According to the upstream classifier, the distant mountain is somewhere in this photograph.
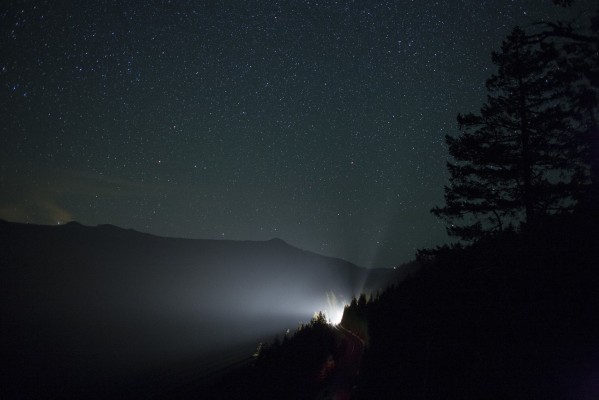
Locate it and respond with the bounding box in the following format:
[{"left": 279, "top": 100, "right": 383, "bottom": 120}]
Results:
[{"left": 0, "top": 220, "right": 399, "bottom": 398}]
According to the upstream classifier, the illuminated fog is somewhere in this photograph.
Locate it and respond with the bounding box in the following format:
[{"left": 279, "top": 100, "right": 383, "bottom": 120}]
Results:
[{"left": 2, "top": 222, "right": 397, "bottom": 394}]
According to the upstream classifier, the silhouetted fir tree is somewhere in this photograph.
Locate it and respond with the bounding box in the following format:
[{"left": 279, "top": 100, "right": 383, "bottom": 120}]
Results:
[
  {"left": 432, "top": 27, "right": 586, "bottom": 239},
  {"left": 340, "top": 295, "right": 370, "bottom": 340},
  {"left": 530, "top": 8, "right": 599, "bottom": 208}
]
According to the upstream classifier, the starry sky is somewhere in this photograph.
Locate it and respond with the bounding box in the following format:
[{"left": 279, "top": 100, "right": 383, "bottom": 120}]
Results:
[{"left": 1, "top": 1, "right": 595, "bottom": 267}]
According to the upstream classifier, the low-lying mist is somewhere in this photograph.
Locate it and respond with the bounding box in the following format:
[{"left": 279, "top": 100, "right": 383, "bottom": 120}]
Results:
[{"left": 1, "top": 220, "right": 398, "bottom": 397}]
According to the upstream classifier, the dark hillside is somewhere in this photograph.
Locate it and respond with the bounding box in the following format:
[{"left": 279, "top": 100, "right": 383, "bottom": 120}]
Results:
[{"left": 342, "top": 211, "right": 599, "bottom": 399}]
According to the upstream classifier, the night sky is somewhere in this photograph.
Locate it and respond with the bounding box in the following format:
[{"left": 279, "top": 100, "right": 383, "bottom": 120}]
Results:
[{"left": 1, "top": 1, "right": 594, "bottom": 267}]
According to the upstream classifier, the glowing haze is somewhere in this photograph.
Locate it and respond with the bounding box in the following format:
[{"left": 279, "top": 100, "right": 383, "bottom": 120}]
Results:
[{"left": 1, "top": 220, "right": 395, "bottom": 396}]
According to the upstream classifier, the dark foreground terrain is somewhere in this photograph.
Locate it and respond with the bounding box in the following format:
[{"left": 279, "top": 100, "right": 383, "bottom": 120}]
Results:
[
  {"left": 3, "top": 211, "right": 597, "bottom": 399},
  {"left": 342, "top": 211, "right": 599, "bottom": 399}
]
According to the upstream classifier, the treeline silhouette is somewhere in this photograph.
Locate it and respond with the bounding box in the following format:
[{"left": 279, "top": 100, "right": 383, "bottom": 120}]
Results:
[
  {"left": 201, "top": 312, "right": 339, "bottom": 399},
  {"left": 342, "top": 210, "right": 598, "bottom": 399}
]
